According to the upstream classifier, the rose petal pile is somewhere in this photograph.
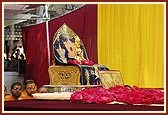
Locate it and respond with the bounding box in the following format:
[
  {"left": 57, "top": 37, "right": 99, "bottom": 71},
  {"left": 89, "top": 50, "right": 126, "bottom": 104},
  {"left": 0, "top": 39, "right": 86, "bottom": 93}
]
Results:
[
  {"left": 70, "top": 85, "right": 164, "bottom": 104},
  {"left": 70, "top": 87, "right": 115, "bottom": 104},
  {"left": 108, "top": 85, "right": 164, "bottom": 104}
]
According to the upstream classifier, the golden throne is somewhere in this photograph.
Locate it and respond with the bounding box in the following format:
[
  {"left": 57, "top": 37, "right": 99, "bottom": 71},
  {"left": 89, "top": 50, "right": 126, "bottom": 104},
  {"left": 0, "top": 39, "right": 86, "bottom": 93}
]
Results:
[{"left": 48, "top": 23, "right": 109, "bottom": 85}]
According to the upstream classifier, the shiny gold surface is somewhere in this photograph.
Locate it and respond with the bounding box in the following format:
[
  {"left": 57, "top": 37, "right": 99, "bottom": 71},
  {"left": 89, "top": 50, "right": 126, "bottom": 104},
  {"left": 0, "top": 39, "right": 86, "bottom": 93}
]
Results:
[
  {"left": 98, "top": 70, "right": 124, "bottom": 89},
  {"left": 48, "top": 65, "right": 81, "bottom": 85}
]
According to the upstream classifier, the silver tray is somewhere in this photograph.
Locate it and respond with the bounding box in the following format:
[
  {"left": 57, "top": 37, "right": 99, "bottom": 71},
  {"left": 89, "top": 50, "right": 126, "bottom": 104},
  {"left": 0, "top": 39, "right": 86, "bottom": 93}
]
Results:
[{"left": 43, "top": 85, "right": 102, "bottom": 93}]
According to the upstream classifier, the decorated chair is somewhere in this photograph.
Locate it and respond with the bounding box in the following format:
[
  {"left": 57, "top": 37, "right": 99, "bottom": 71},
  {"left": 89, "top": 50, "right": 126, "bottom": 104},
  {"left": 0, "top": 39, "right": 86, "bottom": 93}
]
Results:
[{"left": 48, "top": 23, "right": 109, "bottom": 85}]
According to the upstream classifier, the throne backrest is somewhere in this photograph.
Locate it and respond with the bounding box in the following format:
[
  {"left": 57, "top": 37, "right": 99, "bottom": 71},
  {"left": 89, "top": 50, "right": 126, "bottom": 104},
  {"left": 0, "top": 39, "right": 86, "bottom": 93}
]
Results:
[{"left": 53, "top": 23, "right": 88, "bottom": 64}]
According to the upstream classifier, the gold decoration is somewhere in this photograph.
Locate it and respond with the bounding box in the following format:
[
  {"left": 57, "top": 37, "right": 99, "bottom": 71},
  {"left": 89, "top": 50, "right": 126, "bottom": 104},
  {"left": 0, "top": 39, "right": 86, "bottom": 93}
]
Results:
[
  {"left": 74, "top": 36, "right": 83, "bottom": 63},
  {"left": 98, "top": 70, "right": 124, "bottom": 89},
  {"left": 54, "top": 23, "right": 77, "bottom": 40},
  {"left": 48, "top": 65, "right": 81, "bottom": 85},
  {"left": 84, "top": 69, "right": 90, "bottom": 85}
]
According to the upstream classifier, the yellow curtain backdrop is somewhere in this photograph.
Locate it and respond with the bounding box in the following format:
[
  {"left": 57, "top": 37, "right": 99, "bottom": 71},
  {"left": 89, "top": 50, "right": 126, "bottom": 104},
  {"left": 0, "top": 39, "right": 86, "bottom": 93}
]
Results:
[{"left": 98, "top": 4, "right": 164, "bottom": 88}]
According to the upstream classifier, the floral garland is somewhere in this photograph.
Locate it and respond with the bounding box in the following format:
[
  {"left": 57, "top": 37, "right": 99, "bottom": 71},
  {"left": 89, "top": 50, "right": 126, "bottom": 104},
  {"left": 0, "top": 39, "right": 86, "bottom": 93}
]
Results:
[{"left": 70, "top": 85, "right": 164, "bottom": 104}]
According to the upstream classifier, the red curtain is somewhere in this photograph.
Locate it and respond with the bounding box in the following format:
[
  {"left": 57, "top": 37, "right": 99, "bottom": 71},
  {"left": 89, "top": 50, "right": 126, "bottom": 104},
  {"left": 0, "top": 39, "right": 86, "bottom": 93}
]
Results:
[
  {"left": 22, "top": 23, "right": 50, "bottom": 87},
  {"left": 22, "top": 4, "right": 97, "bottom": 88}
]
